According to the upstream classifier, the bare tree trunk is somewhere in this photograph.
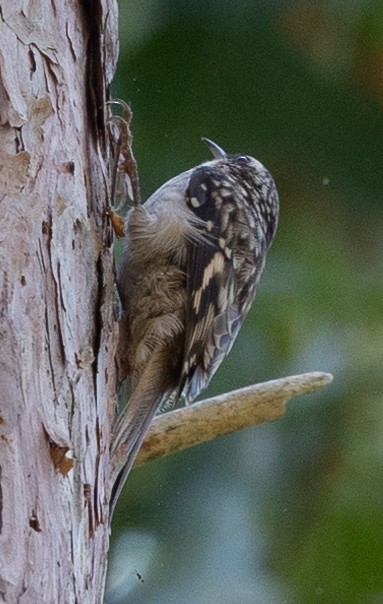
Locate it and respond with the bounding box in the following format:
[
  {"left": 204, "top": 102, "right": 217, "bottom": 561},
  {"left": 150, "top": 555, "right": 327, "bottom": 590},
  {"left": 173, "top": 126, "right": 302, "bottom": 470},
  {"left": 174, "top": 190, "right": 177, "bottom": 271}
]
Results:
[{"left": 0, "top": 1, "right": 119, "bottom": 601}]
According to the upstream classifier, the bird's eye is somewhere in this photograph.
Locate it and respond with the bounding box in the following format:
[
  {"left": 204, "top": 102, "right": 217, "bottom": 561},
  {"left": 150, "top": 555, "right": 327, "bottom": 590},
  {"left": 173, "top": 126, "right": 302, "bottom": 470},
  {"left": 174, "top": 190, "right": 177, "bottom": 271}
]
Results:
[{"left": 236, "top": 155, "right": 251, "bottom": 164}]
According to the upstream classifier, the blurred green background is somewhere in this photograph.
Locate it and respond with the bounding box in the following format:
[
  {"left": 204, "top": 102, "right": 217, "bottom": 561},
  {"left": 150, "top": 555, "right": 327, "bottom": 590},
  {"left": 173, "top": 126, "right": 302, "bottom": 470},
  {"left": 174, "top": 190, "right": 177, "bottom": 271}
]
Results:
[{"left": 106, "top": 2, "right": 383, "bottom": 602}]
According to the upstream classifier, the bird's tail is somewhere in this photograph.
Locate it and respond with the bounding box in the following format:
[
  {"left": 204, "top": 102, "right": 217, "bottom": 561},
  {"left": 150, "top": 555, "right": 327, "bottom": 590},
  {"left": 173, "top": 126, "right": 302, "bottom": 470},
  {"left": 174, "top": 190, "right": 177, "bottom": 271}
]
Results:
[{"left": 109, "top": 349, "right": 168, "bottom": 516}]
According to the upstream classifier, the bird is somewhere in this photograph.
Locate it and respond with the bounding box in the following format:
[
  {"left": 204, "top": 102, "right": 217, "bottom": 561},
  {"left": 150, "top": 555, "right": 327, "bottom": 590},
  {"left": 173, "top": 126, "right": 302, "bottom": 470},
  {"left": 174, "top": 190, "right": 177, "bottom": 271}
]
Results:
[{"left": 110, "top": 136, "right": 279, "bottom": 513}]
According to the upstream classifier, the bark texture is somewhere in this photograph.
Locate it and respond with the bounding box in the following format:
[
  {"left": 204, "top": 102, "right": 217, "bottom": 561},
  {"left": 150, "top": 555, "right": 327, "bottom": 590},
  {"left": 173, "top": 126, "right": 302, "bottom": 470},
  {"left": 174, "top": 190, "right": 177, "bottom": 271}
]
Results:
[{"left": 0, "top": 1, "right": 119, "bottom": 602}]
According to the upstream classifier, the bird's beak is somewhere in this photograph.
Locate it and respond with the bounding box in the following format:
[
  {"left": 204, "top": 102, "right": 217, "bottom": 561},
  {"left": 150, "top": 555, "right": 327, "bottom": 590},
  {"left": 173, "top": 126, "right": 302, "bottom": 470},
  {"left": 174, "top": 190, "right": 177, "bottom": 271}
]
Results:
[{"left": 202, "top": 137, "right": 227, "bottom": 159}]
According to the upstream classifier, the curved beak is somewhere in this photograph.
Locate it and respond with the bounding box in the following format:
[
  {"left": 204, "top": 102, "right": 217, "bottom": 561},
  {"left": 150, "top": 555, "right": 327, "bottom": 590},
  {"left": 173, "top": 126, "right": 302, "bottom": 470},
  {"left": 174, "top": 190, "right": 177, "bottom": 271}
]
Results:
[{"left": 201, "top": 137, "right": 227, "bottom": 159}]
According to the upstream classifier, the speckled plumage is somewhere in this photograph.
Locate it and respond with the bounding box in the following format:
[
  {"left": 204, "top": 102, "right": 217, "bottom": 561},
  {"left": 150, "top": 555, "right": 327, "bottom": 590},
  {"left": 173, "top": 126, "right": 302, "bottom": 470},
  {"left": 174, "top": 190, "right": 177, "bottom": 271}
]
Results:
[{"left": 111, "top": 139, "right": 279, "bottom": 511}]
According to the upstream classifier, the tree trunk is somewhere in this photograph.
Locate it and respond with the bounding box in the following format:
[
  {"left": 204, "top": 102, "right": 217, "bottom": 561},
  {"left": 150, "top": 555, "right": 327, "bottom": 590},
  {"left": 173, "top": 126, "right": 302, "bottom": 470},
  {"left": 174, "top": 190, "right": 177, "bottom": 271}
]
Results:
[{"left": 0, "top": 1, "right": 119, "bottom": 601}]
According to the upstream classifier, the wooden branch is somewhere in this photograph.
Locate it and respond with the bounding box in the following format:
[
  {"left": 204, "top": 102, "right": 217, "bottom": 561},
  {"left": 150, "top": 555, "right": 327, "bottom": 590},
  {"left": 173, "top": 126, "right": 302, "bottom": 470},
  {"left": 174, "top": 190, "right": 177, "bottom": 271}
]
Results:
[{"left": 135, "top": 371, "right": 333, "bottom": 467}]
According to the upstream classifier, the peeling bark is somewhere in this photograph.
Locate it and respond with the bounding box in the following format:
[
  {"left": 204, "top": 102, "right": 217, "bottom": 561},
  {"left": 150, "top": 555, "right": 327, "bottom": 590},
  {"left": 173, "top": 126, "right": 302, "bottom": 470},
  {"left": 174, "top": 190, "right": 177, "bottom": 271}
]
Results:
[{"left": 0, "top": 1, "right": 119, "bottom": 602}]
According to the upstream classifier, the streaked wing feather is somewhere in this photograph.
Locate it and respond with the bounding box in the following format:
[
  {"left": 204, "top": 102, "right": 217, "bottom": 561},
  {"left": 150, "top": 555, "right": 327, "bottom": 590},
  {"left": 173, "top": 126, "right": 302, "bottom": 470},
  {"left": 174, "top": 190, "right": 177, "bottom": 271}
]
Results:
[{"left": 178, "top": 165, "right": 244, "bottom": 402}]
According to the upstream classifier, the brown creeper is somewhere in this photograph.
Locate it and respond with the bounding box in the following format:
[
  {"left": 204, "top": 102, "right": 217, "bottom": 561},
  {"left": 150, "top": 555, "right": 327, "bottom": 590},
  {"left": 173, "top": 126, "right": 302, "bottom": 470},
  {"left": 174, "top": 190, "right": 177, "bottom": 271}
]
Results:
[{"left": 111, "top": 137, "right": 279, "bottom": 511}]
